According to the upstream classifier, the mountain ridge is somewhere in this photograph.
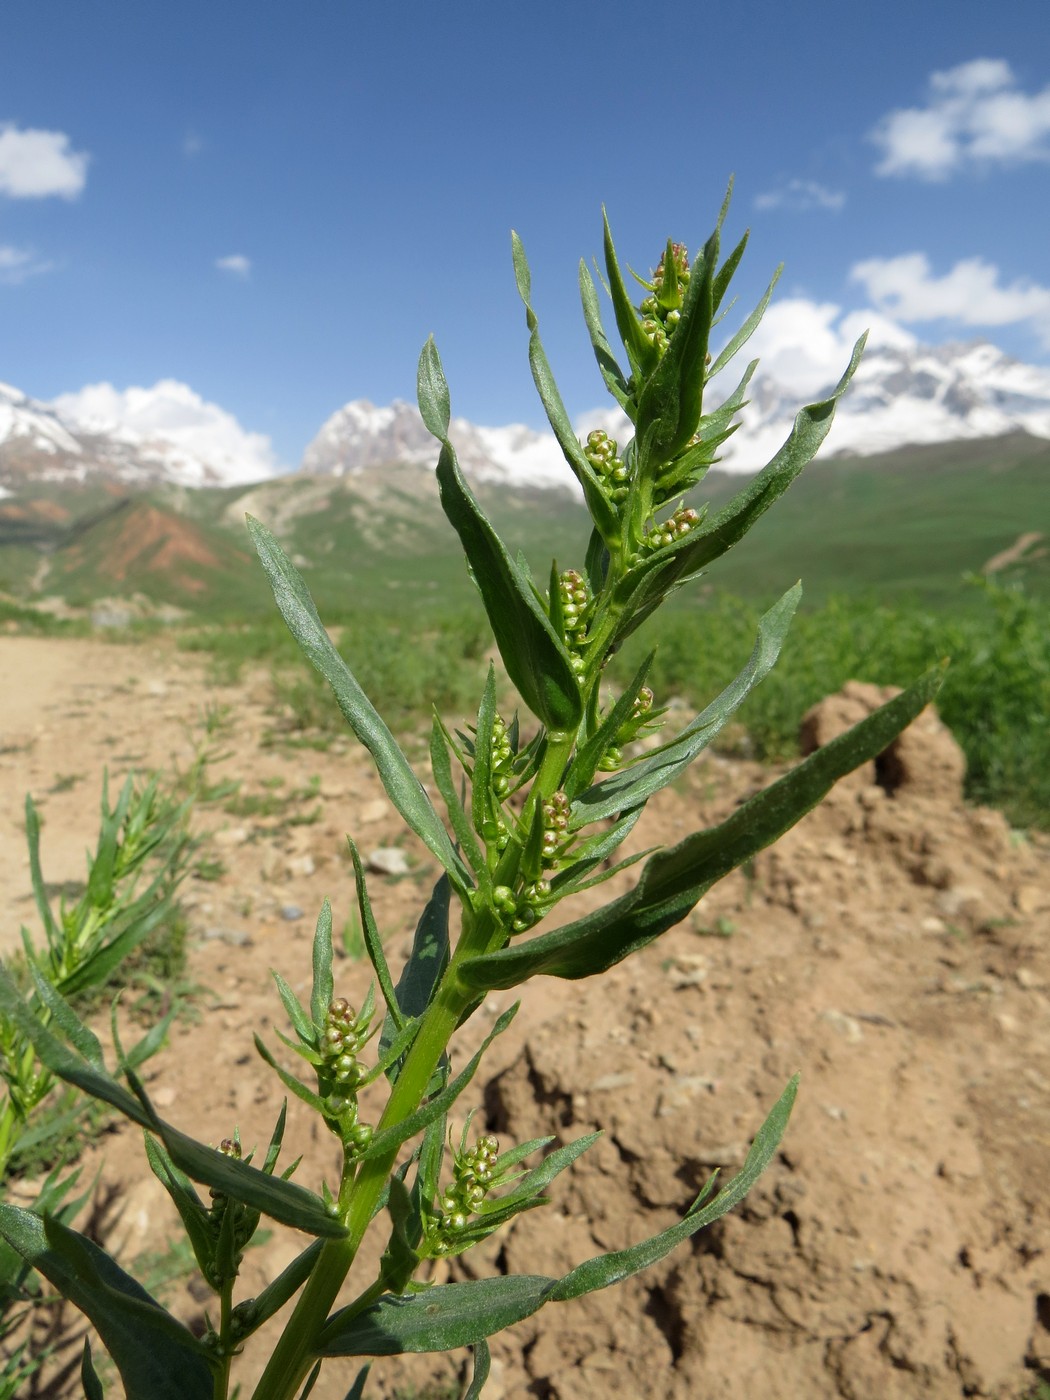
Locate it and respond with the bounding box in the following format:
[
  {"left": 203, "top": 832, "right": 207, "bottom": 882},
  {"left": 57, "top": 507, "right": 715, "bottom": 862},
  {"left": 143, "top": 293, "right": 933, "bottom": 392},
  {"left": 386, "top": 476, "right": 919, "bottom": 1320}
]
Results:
[{"left": 2, "top": 336, "right": 1049, "bottom": 496}]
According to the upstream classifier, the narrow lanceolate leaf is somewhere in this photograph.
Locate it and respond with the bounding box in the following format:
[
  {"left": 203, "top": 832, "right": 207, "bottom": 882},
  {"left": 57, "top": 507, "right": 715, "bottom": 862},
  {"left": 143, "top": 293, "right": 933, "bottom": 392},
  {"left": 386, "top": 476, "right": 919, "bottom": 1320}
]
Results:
[
  {"left": 678, "top": 334, "right": 868, "bottom": 574},
  {"left": 320, "top": 1079, "right": 795, "bottom": 1355},
  {"left": 548, "top": 1075, "right": 798, "bottom": 1299},
  {"left": 156, "top": 1120, "right": 347, "bottom": 1237},
  {"left": 348, "top": 839, "right": 402, "bottom": 1031},
  {"left": 418, "top": 340, "right": 583, "bottom": 732},
  {"left": 311, "top": 899, "right": 335, "bottom": 1032},
  {"left": 635, "top": 225, "right": 718, "bottom": 470},
  {"left": 246, "top": 515, "right": 470, "bottom": 894},
  {"left": 0, "top": 1205, "right": 213, "bottom": 1400},
  {"left": 464, "top": 1341, "right": 492, "bottom": 1400},
  {"left": 572, "top": 584, "right": 800, "bottom": 825},
  {"left": 430, "top": 719, "right": 485, "bottom": 876},
  {"left": 603, "top": 208, "right": 659, "bottom": 384},
  {"left": 707, "top": 263, "right": 782, "bottom": 379},
  {"left": 510, "top": 237, "right": 620, "bottom": 540},
  {"left": 579, "top": 261, "right": 632, "bottom": 415},
  {"left": 458, "top": 664, "right": 944, "bottom": 990},
  {"left": 24, "top": 794, "right": 60, "bottom": 948}
]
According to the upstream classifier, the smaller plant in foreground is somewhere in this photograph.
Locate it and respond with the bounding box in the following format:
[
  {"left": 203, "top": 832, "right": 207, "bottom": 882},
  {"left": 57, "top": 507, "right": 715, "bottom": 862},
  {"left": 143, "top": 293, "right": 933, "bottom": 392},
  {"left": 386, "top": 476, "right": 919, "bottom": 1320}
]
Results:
[{"left": 0, "top": 185, "right": 942, "bottom": 1399}]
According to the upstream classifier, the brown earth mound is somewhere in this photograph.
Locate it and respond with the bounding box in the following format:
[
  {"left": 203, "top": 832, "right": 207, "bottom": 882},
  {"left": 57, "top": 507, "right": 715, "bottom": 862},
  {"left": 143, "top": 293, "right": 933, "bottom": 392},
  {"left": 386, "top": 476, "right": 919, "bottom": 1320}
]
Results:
[{"left": 1, "top": 640, "right": 1047, "bottom": 1399}]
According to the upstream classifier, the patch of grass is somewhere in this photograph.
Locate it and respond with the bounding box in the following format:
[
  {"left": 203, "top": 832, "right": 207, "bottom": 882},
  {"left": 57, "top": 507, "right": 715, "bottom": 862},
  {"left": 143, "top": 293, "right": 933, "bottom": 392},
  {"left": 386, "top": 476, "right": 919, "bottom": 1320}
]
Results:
[{"left": 618, "top": 577, "right": 1050, "bottom": 830}]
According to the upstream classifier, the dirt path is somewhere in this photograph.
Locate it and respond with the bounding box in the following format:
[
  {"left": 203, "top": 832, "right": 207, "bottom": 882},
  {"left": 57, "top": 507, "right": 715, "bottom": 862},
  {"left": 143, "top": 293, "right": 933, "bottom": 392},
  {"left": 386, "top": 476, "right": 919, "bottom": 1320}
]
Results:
[{"left": 2, "top": 636, "right": 1049, "bottom": 1399}]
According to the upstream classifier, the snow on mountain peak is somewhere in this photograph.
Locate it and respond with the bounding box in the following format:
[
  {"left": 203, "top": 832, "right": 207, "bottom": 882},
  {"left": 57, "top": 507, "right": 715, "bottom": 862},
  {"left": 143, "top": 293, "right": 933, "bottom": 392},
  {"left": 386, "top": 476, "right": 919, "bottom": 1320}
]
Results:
[{"left": 51, "top": 380, "right": 281, "bottom": 486}]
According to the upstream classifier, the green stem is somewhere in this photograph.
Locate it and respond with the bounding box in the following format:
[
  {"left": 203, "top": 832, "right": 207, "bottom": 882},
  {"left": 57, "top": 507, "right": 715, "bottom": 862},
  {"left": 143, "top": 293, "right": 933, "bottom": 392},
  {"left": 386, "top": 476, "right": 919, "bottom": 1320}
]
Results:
[
  {"left": 250, "top": 962, "right": 475, "bottom": 1400},
  {"left": 214, "top": 1278, "right": 235, "bottom": 1400}
]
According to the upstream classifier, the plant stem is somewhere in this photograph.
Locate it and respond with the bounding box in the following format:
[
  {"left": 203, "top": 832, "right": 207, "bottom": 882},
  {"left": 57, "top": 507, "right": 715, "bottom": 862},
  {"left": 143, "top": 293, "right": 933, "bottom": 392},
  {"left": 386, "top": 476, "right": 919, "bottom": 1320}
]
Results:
[{"left": 250, "top": 964, "right": 474, "bottom": 1400}]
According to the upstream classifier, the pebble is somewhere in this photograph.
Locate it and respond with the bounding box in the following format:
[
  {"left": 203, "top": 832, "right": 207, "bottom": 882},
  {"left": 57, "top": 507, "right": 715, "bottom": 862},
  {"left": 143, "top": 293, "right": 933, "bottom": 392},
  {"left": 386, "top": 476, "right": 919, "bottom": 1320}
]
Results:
[
  {"left": 367, "top": 847, "right": 410, "bottom": 876},
  {"left": 286, "top": 854, "right": 316, "bottom": 877},
  {"left": 213, "top": 826, "right": 251, "bottom": 847},
  {"left": 202, "top": 926, "right": 253, "bottom": 947},
  {"left": 821, "top": 1009, "right": 864, "bottom": 1043},
  {"left": 280, "top": 905, "right": 304, "bottom": 921}
]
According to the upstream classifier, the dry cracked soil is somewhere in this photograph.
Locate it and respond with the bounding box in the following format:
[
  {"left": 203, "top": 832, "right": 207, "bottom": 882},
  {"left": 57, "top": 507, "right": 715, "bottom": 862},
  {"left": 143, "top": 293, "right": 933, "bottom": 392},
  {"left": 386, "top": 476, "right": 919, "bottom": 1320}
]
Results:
[{"left": 1, "top": 635, "right": 1048, "bottom": 1400}]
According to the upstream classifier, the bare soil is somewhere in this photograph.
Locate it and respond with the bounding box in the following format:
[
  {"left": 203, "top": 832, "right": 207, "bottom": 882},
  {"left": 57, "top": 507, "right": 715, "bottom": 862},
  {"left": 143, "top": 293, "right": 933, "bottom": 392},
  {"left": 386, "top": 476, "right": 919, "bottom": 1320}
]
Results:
[{"left": 2, "top": 635, "right": 1048, "bottom": 1400}]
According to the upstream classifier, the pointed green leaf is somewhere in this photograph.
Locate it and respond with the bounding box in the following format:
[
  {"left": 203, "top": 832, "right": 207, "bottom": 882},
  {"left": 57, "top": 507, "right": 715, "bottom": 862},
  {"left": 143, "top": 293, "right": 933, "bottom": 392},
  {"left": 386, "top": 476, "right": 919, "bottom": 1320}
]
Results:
[
  {"left": 27, "top": 963, "right": 105, "bottom": 1068},
  {"left": 347, "top": 838, "right": 402, "bottom": 1031},
  {"left": 156, "top": 1119, "right": 347, "bottom": 1237},
  {"left": 573, "top": 584, "right": 800, "bottom": 825},
  {"left": 320, "top": 1273, "right": 553, "bottom": 1355},
  {"left": 379, "top": 873, "right": 450, "bottom": 1079},
  {"left": 143, "top": 1135, "right": 217, "bottom": 1283},
  {"left": 464, "top": 1340, "right": 491, "bottom": 1400},
  {"left": 579, "top": 261, "right": 632, "bottom": 414},
  {"left": 25, "top": 794, "right": 61, "bottom": 949},
  {"left": 708, "top": 264, "right": 782, "bottom": 379},
  {"left": 238, "top": 1239, "right": 324, "bottom": 1340},
  {"left": 81, "top": 1339, "right": 105, "bottom": 1400},
  {"left": 255, "top": 1035, "right": 328, "bottom": 1113},
  {"left": 550, "top": 1075, "right": 797, "bottom": 1299},
  {"left": 458, "top": 663, "right": 944, "bottom": 989},
  {"left": 602, "top": 209, "right": 658, "bottom": 383},
  {"left": 635, "top": 225, "right": 717, "bottom": 469},
  {"left": 380, "top": 1177, "right": 421, "bottom": 1293},
  {"left": 0, "top": 1204, "right": 213, "bottom": 1400},
  {"left": 311, "top": 899, "right": 334, "bottom": 1032},
  {"left": 711, "top": 227, "right": 749, "bottom": 314},
  {"left": 419, "top": 345, "right": 581, "bottom": 732},
  {"left": 430, "top": 719, "right": 485, "bottom": 875},
  {"left": 247, "top": 515, "right": 470, "bottom": 894},
  {"left": 272, "top": 971, "right": 315, "bottom": 1045}
]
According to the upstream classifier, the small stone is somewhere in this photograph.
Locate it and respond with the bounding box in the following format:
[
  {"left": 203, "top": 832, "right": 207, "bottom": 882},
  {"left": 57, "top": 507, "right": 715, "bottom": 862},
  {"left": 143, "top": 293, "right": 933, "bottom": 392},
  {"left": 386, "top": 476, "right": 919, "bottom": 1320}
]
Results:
[
  {"left": 280, "top": 905, "right": 304, "bottom": 922},
  {"left": 358, "top": 798, "right": 388, "bottom": 826},
  {"left": 367, "top": 847, "right": 409, "bottom": 877},
  {"left": 1016, "top": 967, "right": 1044, "bottom": 989},
  {"left": 286, "top": 854, "right": 316, "bottom": 877},
  {"left": 920, "top": 916, "right": 948, "bottom": 934},
  {"left": 202, "top": 926, "right": 253, "bottom": 947},
  {"left": 152, "top": 1086, "right": 178, "bottom": 1108},
  {"left": 588, "top": 1072, "right": 635, "bottom": 1093},
  {"left": 213, "top": 826, "right": 250, "bottom": 847},
  {"left": 995, "top": 1012, "right": 1019, "bottom": 1034},
  {"left": 821, "top": 1009, "right": 864, "bottom": 1043}
]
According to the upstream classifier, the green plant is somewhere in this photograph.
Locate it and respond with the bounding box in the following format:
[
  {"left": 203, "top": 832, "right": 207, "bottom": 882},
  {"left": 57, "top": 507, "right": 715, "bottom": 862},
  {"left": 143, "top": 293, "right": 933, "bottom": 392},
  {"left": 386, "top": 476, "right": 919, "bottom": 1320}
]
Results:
[{"left": 0, "top": 189, "right": 941, "bottom": 1399}]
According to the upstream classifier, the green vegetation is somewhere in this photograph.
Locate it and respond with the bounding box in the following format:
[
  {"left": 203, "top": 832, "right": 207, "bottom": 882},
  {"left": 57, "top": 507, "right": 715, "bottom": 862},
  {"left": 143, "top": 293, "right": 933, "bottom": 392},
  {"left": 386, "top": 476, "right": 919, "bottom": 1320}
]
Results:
[{"left": 617, "top": 574, "right": 1049, "bottom": 829}]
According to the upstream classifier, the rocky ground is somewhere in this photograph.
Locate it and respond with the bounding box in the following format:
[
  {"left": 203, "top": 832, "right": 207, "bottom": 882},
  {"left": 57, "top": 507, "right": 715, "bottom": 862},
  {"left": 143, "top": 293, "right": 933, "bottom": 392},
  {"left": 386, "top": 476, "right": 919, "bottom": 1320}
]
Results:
[{"left": 1, "top": 635, "right": 1048, "bottom": 1399}]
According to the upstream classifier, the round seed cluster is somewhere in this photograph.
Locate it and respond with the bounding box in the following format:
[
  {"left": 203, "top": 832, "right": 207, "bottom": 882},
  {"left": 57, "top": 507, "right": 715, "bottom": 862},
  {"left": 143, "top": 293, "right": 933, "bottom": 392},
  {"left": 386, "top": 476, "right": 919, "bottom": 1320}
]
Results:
[
  {"left": 541, "top": 791, "right": 571, "bottom": 866},
  {"left": 490, "top": 714, "right": 514, "bottom": 797},
  {"left": 431, "top": 1134, "right": 500, "bottom": 1254},
  {"left": 638, "top": 243, "right": 690, "bottom": 356},
  {"left": 322, "top": 998, "right": 367, "bottom": 1089},
  {"left": 646, "top": 506, "right": 700, "bottom": 552},
  {"left": 556, "top": 569, "right": 591, "bottom": 674},
  {"left": 584, "top": 429, "right": 631, "bottom": 503}
]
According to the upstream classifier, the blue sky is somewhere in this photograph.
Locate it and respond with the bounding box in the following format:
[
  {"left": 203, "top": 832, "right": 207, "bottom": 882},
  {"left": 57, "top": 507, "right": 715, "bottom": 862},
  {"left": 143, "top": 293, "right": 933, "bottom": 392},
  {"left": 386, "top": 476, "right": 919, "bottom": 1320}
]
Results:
[{"left": 2, "top": 0, "right": 1048, "bottom": 469}]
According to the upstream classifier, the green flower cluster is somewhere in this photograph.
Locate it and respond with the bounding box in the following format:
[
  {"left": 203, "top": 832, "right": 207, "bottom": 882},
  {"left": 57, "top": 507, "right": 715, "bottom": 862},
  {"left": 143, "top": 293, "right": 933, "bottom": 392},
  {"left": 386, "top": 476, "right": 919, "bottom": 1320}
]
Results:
[
  {"left": 583, "top": 429, "right": 630, "bottom": 504},
  {"left": 638, "top": 240, "right": 690, "bottom": 357},
  {"left": 427, "top": 1132, "right": 500, "bottom": 1255}
]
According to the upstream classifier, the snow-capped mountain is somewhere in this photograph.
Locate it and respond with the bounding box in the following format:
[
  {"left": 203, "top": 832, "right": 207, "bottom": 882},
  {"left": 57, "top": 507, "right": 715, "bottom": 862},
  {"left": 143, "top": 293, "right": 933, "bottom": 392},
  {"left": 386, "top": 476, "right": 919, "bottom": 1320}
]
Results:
[
  {"left": 3, "top": 337, "right": 1049, "bottom": 497},
  {"left": 0, "top": 380, "right": 279, "bottom": 489},
  {"left": 303, "top": 339, "right": 1050, "bottom": 487},
  {"left": 300, "top": 399, "right": 574, "bottom": 492}
]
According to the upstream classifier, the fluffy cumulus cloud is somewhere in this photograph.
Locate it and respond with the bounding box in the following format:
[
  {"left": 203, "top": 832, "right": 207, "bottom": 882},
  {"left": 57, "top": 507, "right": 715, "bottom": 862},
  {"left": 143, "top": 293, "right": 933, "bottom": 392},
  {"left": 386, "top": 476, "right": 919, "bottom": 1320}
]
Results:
[
  {"left": 754, "top": 179, "right": 846, "bottom": 212},
  {"left": 871, "top": 59, "right": 1050, "bottom": 179},
  {"left": 0, "top": 123, "right": 89, "bottom": 199},
  {"left": 215, "top": 253, "right": 251, "bottom": 278},
  {"left": 0, "top": 244, "right": 53, "bottom": 284},
  {"left": 52, "top": 379, "right": 280, "bottom": 484},
  {"left": 724, "top": 297, "right": 915, "bottom": 398},
  {"left": 851, "top": 253, "right": 1050, "bottom": 349}
]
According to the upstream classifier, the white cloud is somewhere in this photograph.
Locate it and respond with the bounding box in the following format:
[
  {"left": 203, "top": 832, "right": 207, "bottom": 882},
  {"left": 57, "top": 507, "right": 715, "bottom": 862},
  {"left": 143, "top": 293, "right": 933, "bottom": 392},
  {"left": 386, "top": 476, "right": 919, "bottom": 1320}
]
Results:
[
  {"left": 0, "top": 123, "right": 89, "bottom": 199},
  {"left": 754, "top": 179, "right": 846, "bottom": 212},
  {"left": 52, "top": 379, "right": 280, "bottom": 484},
  {"left": 871, "top": 59, "right": 1050, "bottom": 179},
  {"left": 850, "top": 252, "right": 1050, "bottom": 348},
  {"left": 723, "top": 297, "right": 914, "bottom": 398},
  {"left": 215, "top": 253, "right": 251, "bottom": 279},
  {"left": 0, "top": 244, "right": 54, "bottom": 284}
]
